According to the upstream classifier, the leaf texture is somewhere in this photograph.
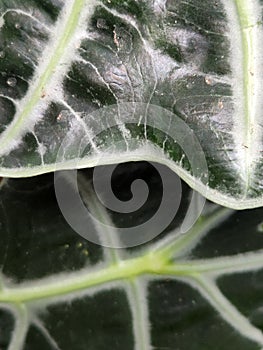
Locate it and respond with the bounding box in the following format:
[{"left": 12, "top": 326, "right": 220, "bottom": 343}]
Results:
[{"left": 1, "top": 1, "right": 263, "bottom": 208}]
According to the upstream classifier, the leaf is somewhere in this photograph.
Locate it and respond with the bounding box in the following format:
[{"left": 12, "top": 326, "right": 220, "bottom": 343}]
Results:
[
  {"left": 0, "top": 1, "right": 263, "bottom": 208},
  {"left": 0, "top": 164, "right": 263, "bottom": 350}
]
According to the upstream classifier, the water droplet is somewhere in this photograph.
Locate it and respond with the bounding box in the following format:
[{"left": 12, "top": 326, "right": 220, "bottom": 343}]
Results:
[
  {"left": 15, "top": 23, "right": 21, "bottom": 29},
  {"left": 6, "top": 77, "right": 17, "bottom": 87},
  {"left": 57, "top": 112, "right": 63, "bottom": 122},
  {"left": 82, "top": 249, "right": 89, "bottom": 256},
  {"left": 0, "top": 51, "right": 5, "bottom": 59},
  {"left": 205, "top": 76, "right": 217, "bottom": 86},
  {"left": 205, "top": 76, "right": 212, "bottom": 85}
]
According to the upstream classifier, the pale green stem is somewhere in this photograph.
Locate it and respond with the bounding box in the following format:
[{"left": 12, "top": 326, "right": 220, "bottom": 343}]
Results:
[
  {"left": 193, "top": 275, "right": 263, "bottom": 346},
  {"left": 233, "top": 0, "right": 259, "bottom": 192},
  {"left": 127, "top": 279, "right": 152, "bottom": 350},
  {"left": 0, "top": 0, "right": 85, "bottom": 154},
  {"left": 0, "top": 254, "right": 160, "bottom": 303},
  {"left": 78, "top": 173, "right": 121, "bottom": 263},
  {"left": 154, "top": 207, "right": 233, "bottom": 261},
  {"left": 8, "top": 304, "right": 29, "bottom": 350},
  {"left": 161, "top": 250, "right": 263, "bottom": 277},
  {"left": 0, "top": 247, "right": 262, "bottom": 304}
]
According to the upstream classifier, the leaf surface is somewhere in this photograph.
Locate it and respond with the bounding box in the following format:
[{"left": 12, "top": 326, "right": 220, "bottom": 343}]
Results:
[
  {"left": 1, "top": 1, "right": 263, "bottom": 208},
  {"left": 0, "top": 165, "right": 263, "bottom": 350}
]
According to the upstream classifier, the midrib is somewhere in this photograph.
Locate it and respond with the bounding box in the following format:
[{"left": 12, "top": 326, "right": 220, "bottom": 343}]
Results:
[
  {"left": 0, "top": 0, "right": 85, "bottom": 155},
  {"left": 234, "top": 0, "right": 258, "bottom": 193}
]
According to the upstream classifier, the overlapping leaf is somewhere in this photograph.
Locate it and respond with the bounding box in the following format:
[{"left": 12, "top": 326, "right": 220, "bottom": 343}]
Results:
[{"left": 0, "top": 1, "right": 263, "bottom": 208}]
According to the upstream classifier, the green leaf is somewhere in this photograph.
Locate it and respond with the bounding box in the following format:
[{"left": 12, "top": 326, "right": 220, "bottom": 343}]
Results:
[
  {"left": 1, "top": 2, "right": 263, "bottom": 349},
  {"left": 0, "top": 165, "right": 263, "bottom": 350},
  {"left": 1, "top": 1, "right": 263, "bottom": 208}
]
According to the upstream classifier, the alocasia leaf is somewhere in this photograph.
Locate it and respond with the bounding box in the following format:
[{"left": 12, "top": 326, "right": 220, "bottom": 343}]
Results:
[
  {"left": 0, "top": 0, "right": 263, "bottom": 208},
  {"left": 0, "top": 164, "right": 263, "bottom": 350},
  {"left": 1, "top": 1, "right": 263, "bottom": 350}
]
